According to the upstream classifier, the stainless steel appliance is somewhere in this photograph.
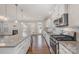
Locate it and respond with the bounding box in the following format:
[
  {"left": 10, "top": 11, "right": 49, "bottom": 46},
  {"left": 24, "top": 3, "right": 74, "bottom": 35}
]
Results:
[
  {"left": 50, "top": 33, "right": 76, "bottom": 54},
  {"left": 54, "top": 13, "right": 68, "bottom": 27},
  {"left": 12, "top": 30, "right": 18, "bottom": 35},
  {"left": 0, "top": 21, "right": 12, "bottom": 35},
  {"left": 50, "top": 36, "right": 59, "bottom": 54}
]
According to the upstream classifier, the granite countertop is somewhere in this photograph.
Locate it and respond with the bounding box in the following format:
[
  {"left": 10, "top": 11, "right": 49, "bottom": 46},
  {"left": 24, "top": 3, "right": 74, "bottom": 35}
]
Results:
[
  {"left": 59, "top": 41, "right": 79, "bottom": 54},
  {"left": 0, "top": 34, "right": 29, "bottom": 48}
]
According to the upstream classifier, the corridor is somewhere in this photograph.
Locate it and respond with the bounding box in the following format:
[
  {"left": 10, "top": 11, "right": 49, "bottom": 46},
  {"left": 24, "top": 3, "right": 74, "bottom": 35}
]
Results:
[{"left": 28, "top": 35, "right": 50, "bottom": 54}]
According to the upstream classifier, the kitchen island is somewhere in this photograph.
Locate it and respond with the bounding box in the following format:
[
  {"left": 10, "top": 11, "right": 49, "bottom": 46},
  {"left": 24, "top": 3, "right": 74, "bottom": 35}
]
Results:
[
  {"left": 0, "top": 34, "right": 31, "bottom": 54},
  {"left": 59, "top": 41, "right": 79, "bottom": 54}
]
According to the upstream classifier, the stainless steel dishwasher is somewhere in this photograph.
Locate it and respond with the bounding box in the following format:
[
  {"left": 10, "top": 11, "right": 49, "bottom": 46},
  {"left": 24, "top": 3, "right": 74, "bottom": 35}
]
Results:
[{"left": 50, "top": 37, "right": 59, "bottom": 54}]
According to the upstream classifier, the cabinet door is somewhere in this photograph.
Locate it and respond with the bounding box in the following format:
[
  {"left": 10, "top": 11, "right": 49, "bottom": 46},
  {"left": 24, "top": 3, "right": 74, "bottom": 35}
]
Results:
[
  {"left": 58, "top": 4, "right": 65, "bottom": 17},
  {"left": 47, "top": 35, "right": 50, "bottom": 46},
  {"left": 6, "top": 5, "right": 16, "bottom": 20},
  {"left": 43, "top": 31, "right": 46, "bottom": 38},
  {"left": 0, "top": 5, "right": 5, "bottom": 16},
  {"left": 59, "top": 44, "right": 72, "bottom": 54},
  {"left": 25, "top": 37, "right": 31, "bottom": 53},
  {"left": 15, "top": 40, "right": 26, "bottom": 54},
  {"left": 45, "top": 32, "right": 50, "bottom": 47}
]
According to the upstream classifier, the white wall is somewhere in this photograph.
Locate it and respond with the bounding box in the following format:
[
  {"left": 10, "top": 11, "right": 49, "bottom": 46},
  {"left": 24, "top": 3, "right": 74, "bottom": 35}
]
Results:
[
  {"left": 68, "top": 4, "right": 79, "bottom": 26},
  {"left": 68, "top": 4, "right": 79, "bottom": 41}
]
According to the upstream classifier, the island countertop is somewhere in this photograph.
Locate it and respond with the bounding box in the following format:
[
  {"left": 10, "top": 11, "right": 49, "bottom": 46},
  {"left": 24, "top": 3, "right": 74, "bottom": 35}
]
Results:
[
  {"left": 59, "top": 41, "right": 79, "bottom": 54},
  {"left": 0, "top": 35, "right": 29, "bottom": 48}
]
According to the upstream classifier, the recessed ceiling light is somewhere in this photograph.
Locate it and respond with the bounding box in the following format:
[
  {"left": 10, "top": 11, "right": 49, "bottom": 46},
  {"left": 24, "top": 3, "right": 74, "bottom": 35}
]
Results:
[{"left": 15, "top": 20, "right": 18, "bottom": 23}]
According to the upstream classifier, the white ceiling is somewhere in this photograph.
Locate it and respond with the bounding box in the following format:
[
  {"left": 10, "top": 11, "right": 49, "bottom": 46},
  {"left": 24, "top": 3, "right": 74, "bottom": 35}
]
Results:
[
  {"left": 17, "top": 4, "right": 53, "bottom": 21},
  {"left": 0, "top": 4, "right": 54, "bottom": 22}
]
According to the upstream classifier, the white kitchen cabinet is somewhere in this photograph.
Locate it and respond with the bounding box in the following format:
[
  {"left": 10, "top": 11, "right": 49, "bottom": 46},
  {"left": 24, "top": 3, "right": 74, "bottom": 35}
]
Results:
[
  {"left": 0, "top": 4, "right": 22, "bottom": 21},
  {"left": 59, "top": 44, "right": 72, "bottom": 54},
  {"left": 42, "top": 31, "right": 50, "bottom": 47},
  {"left": 42, "top": 31, "right": 46, "bottom": 38},
  {"left": 0, "top": 5, "right": 5, "bottom": 16},
  {"left": 15, "top": 37, "right": 31, "bottom": 54},
  {"left": 46, "top": 32, "right": 50, "bottom": 46},
  {"left": 0, "top": 37, "right": 31, "bottom": 54},
  {"left": 7, "top": 5, "right": 17, "bottom": 20},
  {"left": 51, "top": 4, "right": 68, "bottom": 21},
  {"left": 25, "top": 37, "right": 31, "bottom": 53},
  {"left": 7, "top": 4, "right": 22, "bottom": 20},
  {"left": 15, "top": 39, "right": 26, "bottom": 54},
  {"left": 0, "top": 41, "right": 26, "bottom": 54},
  {"left": 0, "top": 21, "right": 12, "bottom": 35},
  {"left": 0, "top": 5, "right": 16, "bottom": 20}
]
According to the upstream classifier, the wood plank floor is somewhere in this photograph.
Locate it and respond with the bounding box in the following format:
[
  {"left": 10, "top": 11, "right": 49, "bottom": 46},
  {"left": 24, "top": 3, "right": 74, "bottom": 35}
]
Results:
[{"left": 27, "top": 35, "right": 50, "bottom": 54}]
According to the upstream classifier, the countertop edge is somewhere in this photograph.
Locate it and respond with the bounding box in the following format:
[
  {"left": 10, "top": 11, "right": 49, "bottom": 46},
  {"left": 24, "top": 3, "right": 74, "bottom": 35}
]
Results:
[{"left": 0, "top": 36, "right": 30, "bottom": 48}]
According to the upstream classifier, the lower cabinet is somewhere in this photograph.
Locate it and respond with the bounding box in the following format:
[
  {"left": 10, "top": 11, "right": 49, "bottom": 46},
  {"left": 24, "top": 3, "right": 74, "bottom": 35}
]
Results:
[
  {"left": 59, "top": 44, "right": 72, "bottom": 54},
  {"left": 43, "top": 31, "right": 50, "bottom": 47},
  {"left": 15, "top": 40, "right": 26, "bottom": 54},
  {"left": 15, "top": 37, "right": 31, "bottom": 54},
  {"left": 0, "top": 37, "right": 31, "bottom": 54},
  {"left": 46, "top": 33, "right": 50, "bottom": 47},
  {"left": 25, "top": 37, "right": 31, "bottom": 53}
]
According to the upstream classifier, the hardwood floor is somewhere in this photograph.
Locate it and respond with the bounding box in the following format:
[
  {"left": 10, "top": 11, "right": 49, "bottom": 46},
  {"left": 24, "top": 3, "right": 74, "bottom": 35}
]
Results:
[{"left": 27, "top": 35, "right": 50, "bottom": 54}]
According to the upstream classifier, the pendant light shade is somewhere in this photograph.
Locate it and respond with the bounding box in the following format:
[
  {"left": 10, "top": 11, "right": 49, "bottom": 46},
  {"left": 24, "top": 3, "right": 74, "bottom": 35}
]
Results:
[
  {"left": 21, "top": 9, "right": 23, "bottom": 20},
  {"left": 15, "top": 4, "right": 18, "bottom": 23},
  {"left": 15, "top": 4, "right": 18, "bottom": 20},
  {"left": 4, "top": 4, "right": 8, "bottom": 21}
]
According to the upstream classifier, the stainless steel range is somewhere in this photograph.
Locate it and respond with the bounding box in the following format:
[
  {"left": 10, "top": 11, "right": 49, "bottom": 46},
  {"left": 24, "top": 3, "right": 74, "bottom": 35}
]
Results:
[{"left": 50, "top": 34, "right": 76, "bottom": 54}]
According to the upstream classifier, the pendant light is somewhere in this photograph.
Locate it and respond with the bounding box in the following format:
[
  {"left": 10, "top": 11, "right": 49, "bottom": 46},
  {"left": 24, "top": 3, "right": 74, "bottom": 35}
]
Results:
[
  {"left": 21, "top": 9, "right": 26, "bottom": 28},
  {"left": 21, "top": 9, "right": 23, "bottom": 20},
  {"left": 21, "top": 8, "right": 23, "bottom": 24},
  {"left": 4, "top": 4, "right": 7, "bottom": 21},
  {"left": 15, "top": 4, "right": 18, "bottom": 23}
]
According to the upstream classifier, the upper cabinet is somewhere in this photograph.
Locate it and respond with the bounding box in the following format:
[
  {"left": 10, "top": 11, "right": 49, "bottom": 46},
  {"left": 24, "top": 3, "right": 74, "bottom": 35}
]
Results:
[
  {"left": 51, "top": 4, "right": 68, "bottom": 20},
  {"left": 7, "top": 5, "right": 23, "bottom": 20},
  {"left": 0, "top": 5, "right": 5, "bottom": 17},
  {"left": 7, "top": 5, "right": 16, "bottom": 20},
  {"left": 44, "top": 4, "right": 68, "bottom": 28},
  {"left": 51, "top": 4, "right": 68, "bottom": 27},
  {"left": 0, "top": 4, "right": 22, "bottom": 21},
  {"left": 51, "top": 4, "right": 79, "bottom": 27}
]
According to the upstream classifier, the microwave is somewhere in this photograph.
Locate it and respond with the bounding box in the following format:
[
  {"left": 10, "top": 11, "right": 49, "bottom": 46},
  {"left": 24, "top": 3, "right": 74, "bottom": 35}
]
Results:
[{"left": 54, "top": 13, "right": 68, "bottom": 27}]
